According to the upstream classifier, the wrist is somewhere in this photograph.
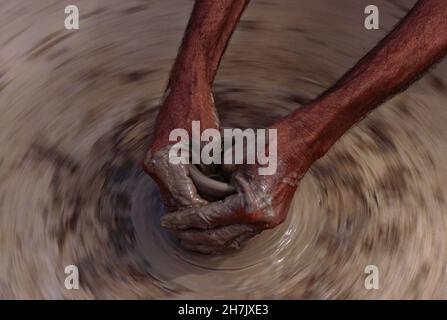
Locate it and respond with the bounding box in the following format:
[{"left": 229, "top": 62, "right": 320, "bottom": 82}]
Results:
[
  {"left": 150, "top": 86, "right": 219, "bottom": 153},
  {"left": 271, "top": 104, "right": 326, "bottom": 166},
  {"left": 272, "top": 89, "right": 360, "bottom": 165}
]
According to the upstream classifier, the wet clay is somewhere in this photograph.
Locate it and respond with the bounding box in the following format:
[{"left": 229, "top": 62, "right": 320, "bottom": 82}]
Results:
[{"left": 1, "top": 0, "right": 447, "bottom": 298}]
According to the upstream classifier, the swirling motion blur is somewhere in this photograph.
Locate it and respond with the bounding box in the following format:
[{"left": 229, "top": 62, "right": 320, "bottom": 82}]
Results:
[{"left": 1, "top": 0, "right": 447, "bottom": 298}]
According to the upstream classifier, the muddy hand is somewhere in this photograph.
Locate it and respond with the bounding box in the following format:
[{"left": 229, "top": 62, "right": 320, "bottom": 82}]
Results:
[
  {"left": 160, "top": 151, "right": 312, "bottom": 254},
  {"left": 143, "top": 145, "right": 207, "bottom": 211}
]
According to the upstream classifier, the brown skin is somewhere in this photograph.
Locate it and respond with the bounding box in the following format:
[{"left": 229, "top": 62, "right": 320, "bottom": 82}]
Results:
[
  {"left": 146, "top": 0, "right": 447, "bottom": 254},
  {"left": 144, "top": 0, "right": 249, "bottom": 213},
  {"left": 150, "top": 0, "right": 250, "bottom": 153}
]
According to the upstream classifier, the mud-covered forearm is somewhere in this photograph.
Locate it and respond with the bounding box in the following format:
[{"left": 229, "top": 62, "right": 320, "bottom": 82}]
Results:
[
  {"left": 151, "top": 0, "right": 249, "bottom": 152},
  {"left": 275, "top": 0, "right": 447, "bottom": 165}
]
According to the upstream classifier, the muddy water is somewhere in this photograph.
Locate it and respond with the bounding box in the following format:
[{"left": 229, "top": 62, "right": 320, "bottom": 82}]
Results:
[{"left": 1, "top": 0, "right": 447, "bottom": 299}]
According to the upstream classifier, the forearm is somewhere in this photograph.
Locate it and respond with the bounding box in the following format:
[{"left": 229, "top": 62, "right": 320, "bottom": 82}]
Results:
[
  {"left": 151, "top": 0, "right": 249, "bottom": 151},
  {"left": 169, "top": 0, "right": 249, "bottom": 87},
  {"left": 275, "top": 0, "right": 447, "bottom": 164}
]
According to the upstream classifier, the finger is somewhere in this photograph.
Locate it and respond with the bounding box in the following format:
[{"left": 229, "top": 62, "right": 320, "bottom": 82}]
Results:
[
  {"left": 226, "top": 229, "right": 260, "bottom": 250},
  {"left": 179, "top": 227, "right": 260, "bottom": 254},
  {"left": 145, "top": 146, "right": 208, "bottom": 209},
  {"left": 160, "top": 194, "right": 246, "bottom": 230},
  {"left": 173, "top": 224, "right": 257, "bottom": 247},
  {"left": 162, "top": 162, "right": 207, "bottom": 207},
  {"left": 179, "top": 241, "right": 222, "bottom": 255},
  {"left": 188, "top": 165, "right": 236, "bottom": 201}
]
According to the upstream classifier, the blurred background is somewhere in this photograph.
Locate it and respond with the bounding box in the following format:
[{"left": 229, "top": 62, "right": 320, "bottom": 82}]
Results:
[{"left": 1, "top": 0, "right": 447, "bottom": 299}]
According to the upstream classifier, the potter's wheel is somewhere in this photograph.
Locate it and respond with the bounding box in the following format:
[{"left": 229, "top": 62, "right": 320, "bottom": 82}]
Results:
[{"left": 1, "top": 0, "right": 447, "bottom": 299}]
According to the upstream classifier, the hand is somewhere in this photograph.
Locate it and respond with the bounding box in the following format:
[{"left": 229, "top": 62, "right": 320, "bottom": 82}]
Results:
[
  {"left": 160, "top": 128, "right": 315, "bottom": 254},
  {"left": 143, "top": 145, "right": 207, "bottom": 211},
  {"left": 144, "top": 84, "right": 219, "bottom": 211}
]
